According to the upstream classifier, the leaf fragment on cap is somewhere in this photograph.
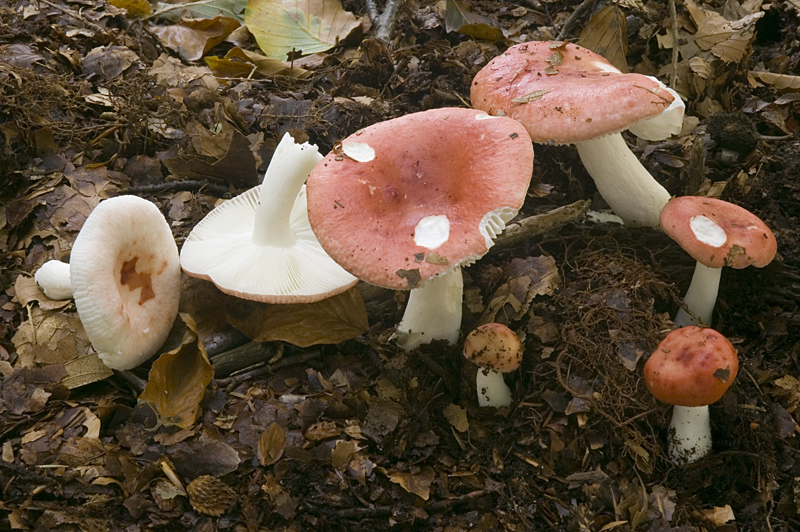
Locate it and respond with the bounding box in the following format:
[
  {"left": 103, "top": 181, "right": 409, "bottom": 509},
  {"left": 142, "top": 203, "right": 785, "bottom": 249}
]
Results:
[{"left": 511, "top": 90, "right": 551, "bottom": 104}]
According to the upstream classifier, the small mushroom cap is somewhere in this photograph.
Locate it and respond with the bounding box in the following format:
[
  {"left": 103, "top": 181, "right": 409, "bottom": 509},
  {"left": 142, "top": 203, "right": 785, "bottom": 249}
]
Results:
[
  {"left": 659, "top": 196, "right": 777, "bottom": 269},
  {"left": 463, "top": 323, "right": 523, "bottom": 372},
  {"left": 307, "top": 107, "right": 533, "bottom": 290},
  {"left": 71, "top": 196, "right": 181, "bottom": 370},
  {"left": 470, "top": 41, "right": 675, "bottom": 144},
  {"left": 644, "top": 326, "right": 738, "bottom": 407}
]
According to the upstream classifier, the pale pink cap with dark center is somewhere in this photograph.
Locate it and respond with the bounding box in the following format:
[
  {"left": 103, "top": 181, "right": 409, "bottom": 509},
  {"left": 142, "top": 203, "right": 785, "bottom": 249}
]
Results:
[
  {"left": 470, "top": 41, "right": 675, "bottom": 144},
  {"left": 71, "top": 196, "right": 181, "bottom": 370},
  {"left": 659, "top": 196, "right": 777, "bottom": 269},
  {"left": 306, "top": 107, "right": 533, "bottom": 290}
]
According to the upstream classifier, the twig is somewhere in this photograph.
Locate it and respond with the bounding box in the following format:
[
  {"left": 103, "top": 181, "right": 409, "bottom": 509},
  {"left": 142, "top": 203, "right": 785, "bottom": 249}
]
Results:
[
  {"left": 120, "top": 180, "right": 231, "bottom": 197},
  {"left": 557, "top": 0, "right": 597, "bottom": 41},
  {"left": 669, "top": 0, "right": 679, "bottom": 89},
  {"left": 216, "top": 350, "right": 322, "bottom": 392},
  {"left": 494, "top": 200, "right": 591, "bottom": 249},
  {"left": 366, "top": 0, "right": 406, "bottom": 42}
]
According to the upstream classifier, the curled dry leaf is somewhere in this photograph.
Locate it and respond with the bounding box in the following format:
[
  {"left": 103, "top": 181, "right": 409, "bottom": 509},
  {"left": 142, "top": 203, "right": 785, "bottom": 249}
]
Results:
[
  {"left": 227, "top": 287, "right": 368, "bottom": 347},
  {"left": 578, "top": 5, "right": 628, "bottom": 73},
  {"left": 139, "top": 313, "right": 214, "bottom": 429},
  {"left": 258, "top": 422, "right": 286, "bottom": 466},
  {"left": 383, "top": 465, "right": 436, "bottom": 500}
]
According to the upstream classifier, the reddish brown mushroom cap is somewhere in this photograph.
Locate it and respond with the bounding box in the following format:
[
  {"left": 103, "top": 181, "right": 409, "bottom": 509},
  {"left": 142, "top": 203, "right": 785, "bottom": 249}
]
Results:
[
  {"left": 470, "top": 41, "right": 675, "bottom": 144},
  {"left": 660, "top": 196, "right": 777, "bottom": 269},
  {"left": 463, "top": 323, "right": 523, "bottom": 372},
  {"left": 306, "top": 108, "right": 533, "bottom": 290},
  {"left": 644, "top": 326, "right": 738, "bottom": 407}
]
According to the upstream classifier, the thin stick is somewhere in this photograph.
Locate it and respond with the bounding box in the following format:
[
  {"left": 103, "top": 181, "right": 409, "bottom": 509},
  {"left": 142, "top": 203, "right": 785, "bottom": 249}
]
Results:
[
  {"left": 669, "top": 0, "right": 679, "bottom": 89},
  {"left": 557, "top": 0, "right": 597, "bottom": 41}
]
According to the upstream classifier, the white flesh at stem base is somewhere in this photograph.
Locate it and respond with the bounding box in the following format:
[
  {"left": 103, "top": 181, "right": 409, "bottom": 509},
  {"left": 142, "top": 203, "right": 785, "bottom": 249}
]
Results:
[
  {"left": 669, "top": 404, "right": 712, "bottom": 464},
  {"left": 476, "top": 368, "right": 512, "bottom": 407},
  {"left": 396, "top": 267, "right": 463, "bottom": 352}
]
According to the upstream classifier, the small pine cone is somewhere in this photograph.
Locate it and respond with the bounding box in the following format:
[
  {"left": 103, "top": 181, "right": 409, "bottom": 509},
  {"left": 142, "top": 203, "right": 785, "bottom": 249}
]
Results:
[{"left": 186, "top": 475, "right": 236, "bottom": 516}]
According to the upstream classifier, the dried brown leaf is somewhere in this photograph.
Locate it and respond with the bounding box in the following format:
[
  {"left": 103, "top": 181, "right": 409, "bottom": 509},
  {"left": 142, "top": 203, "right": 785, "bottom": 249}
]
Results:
[
  {"left": 258, "top": 422, "right": 286, "bottom": 466},
  {"left": 139, "top": 314, "right": 214, "bottom": 428},
  {"left": 749, "top": 70, "right": 800, "bottom": 91},
  {"left": 384, "top": 465, "right": 436, "bottom": 500},
  {"left": 442, "top": 403, "right": 469, "bottom": 432},
  {"left": 578, "top": 5, "right": 628, "bottom": 73},
  {"left": 228, "top": 287, "right": 368, "bottom": 347},
  {"left": 150, "top": 16, "right": 240, "bottom": 62}
]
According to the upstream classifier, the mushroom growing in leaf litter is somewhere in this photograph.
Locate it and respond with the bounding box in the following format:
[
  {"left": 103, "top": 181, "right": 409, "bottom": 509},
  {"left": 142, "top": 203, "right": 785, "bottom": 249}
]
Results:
[
  {"left": 471, "top": 41, "right": 684, "bottom": 227},
  {"left": 70, "top": 195, "right": 182, "bottom": 370},
  {"left": 463, "top": 323, "right": 523, "bottom": 407},
  {"left": 659, "top": 196, "right": 777, "bottom": 327},
  {"left": 306, "top": 107, "right": 534, "bottom": 351},
  {"left": 644, "top": 325, "right": 738, "bottom": 464}
]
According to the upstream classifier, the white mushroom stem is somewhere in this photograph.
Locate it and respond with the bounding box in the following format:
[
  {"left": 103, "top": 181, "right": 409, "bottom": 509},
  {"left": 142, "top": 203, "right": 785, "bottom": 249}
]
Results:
[
  {"left": 668, "top": 405, "right": 712, "bottom": 464},
  {"left": 674, "top": 262, "right": 722, "bottom": 327},
  {"left": 252, "top": 133, "right": 323, "bottom": 247},
  {"left": 34, "top": 260, "right": 73, "bottom": 300},
  {"left": 396, "top": 267, "right": 463, "bottom": 352},
  {"left": 575, "top": 133, "right": 671, "bottom": 228},
  {"left": 476, "top": 368, "right": 512, "bottom": 408}
]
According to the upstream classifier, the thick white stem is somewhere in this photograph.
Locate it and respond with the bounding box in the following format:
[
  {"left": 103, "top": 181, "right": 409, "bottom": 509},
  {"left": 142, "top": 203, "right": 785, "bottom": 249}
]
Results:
[
  {"left": 575, "top": 134, "right": 671, "bottom": 228},
  {"left": 34, "top": 260, "right": 73, "bottom": 300},
  {"left": 674, "top": 262, "right": 722, "bottom": 327},
  {"left": 252, "top": 133, "right": 323, "bottom": 247},
  {"left": 396, "top": 267, "right": 463, "bottom": 351},
  {"left": 668, "top": 405, "right": 712, "bottom": 464},
  {"left": 476, "top": 368, "right": 512, "bottom": 407}
]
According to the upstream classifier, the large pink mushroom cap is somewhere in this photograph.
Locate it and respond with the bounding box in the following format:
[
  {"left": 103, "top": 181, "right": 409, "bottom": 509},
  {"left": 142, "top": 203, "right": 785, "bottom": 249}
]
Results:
[
  {"left": 470, "top": 41, "right": 675, "bottom": 144},
  {"left": 306, "top": 107, "right": 534, "bottom": 290}
]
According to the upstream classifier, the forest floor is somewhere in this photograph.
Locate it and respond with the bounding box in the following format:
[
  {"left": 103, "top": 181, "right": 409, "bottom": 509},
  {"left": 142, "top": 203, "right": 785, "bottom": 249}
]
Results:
[{"left": 1, "top": 0, "right": 800, "bottom": 530}]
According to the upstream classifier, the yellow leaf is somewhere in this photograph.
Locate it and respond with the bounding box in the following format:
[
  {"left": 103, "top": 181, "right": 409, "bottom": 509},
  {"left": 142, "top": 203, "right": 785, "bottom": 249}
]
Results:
[
  {"left": 443, "top": 0, "right": 504, "bottom": 41},
  {"left": 205, "top": 46, "right": 311, "bottom": 79},
  {"left": 139, "top": 314, "right": 214, "bottom": 428},
  {"left": 578, "top": 5, "right": 628, "bottom": 73},
  {"left": 245, "top": 0, "right": 361, "bottom": 61},
  {"left": 227, "top": 287, "right": 368, "bottom": 347},
  {"left": 108, "top": 0, "right": 152, "bottom": 16}
]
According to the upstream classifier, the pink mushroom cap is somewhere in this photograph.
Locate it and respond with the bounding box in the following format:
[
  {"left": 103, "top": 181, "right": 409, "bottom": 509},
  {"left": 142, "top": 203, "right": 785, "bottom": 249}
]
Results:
[
  {"left": 659, "top": 196, "right": 777, "bottom": 269},
  {"left": 470, "top": 41, "right": 675, "bottom": 144},
  {"left": 306, "top": 107, "right": 533, "bottom": 290},
  {"left": 644, "top": 326, "right": 738, "bottom": 407}
]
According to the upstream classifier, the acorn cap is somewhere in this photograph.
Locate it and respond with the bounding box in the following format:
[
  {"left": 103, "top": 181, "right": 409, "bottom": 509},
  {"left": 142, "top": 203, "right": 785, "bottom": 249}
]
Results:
[
  {"left": 644, "top": 326, "right": 738, "bottom": 407},
  {"left": 306, "top": 107, "right": 534, "bottom": 290},
  {"left": 70, "top": 196, "right": 181, "bottom": 370},
  {"left": 470, "top": 41, "right": 676, "bottom": 144},
  {"left": 659, "top": 196, "right": 777, "bottom": 269},
  {"left": 463, "top": 323, "right": 523, "bottom": 372}
]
